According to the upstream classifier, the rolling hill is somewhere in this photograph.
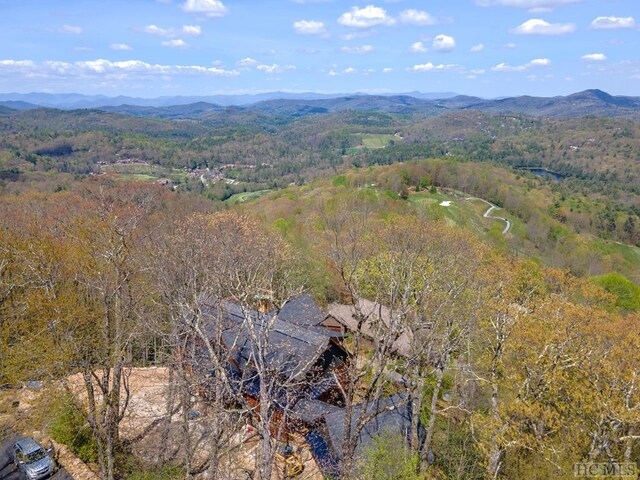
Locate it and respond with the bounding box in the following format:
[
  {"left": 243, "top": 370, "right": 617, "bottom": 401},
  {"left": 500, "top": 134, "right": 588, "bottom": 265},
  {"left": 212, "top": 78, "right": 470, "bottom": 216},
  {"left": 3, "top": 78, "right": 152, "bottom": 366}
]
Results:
[
  {"left": 436, "top": 89, "right": 640, "bottom": 118},
  {"left": 3, "top": 89, "right": 640, "bottom": 120}
]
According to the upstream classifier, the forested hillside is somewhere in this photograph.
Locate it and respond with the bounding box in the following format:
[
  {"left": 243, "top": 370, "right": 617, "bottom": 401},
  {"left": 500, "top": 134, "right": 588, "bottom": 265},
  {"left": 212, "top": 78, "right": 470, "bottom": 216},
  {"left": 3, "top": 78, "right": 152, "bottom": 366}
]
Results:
[
  {"left": 1, "top": 93, "right": 640, "bottom": 479},
  {"left": 1, "top": 176, "right": 638, "bottom": 479},
  {"left": 1, "top": 104, "right": 639, "bottom": 247}
]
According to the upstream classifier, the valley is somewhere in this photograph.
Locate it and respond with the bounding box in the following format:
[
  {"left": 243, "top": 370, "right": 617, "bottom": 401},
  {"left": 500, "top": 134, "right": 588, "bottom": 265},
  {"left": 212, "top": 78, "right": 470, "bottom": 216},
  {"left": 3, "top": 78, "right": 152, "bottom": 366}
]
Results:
[{"left": 1, "top": 90, "right": 639, "bottom": 480}]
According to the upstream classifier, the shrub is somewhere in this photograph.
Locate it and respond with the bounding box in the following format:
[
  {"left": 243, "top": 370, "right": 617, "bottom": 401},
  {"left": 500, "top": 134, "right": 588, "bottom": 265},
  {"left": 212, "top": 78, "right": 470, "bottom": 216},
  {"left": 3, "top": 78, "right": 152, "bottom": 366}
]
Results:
[
  {"left": 48, "top": 398, "right": 98, "bottom": 463},
  {"left": 356, "top": 432, "right": 423, "bottom": 480},
  {"left": 592, "top": 272, "right": 640, "bottom": 311}
]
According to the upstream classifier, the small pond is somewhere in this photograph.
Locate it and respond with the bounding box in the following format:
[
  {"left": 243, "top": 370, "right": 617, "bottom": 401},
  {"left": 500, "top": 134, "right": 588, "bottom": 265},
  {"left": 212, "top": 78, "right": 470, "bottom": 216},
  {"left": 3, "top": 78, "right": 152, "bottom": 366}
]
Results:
[{"left": 518, "top": 167, "right": 565, "bottom": 180}]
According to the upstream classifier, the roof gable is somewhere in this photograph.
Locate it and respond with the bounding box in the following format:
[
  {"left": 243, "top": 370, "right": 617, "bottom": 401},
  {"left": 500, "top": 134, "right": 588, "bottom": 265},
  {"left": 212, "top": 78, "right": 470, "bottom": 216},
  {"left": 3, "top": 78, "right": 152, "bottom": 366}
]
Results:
[
  {"left": 207, "top": 298, "right": 335, "bottom": 378},
  {"left": 278, "top": 293, "right": 326, "bottom": 328}
]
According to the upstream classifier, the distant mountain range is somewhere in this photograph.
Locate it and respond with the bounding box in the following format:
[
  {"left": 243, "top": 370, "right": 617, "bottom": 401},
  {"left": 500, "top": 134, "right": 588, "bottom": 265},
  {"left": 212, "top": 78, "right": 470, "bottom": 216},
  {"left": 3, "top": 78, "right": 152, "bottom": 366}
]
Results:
[
  {"left": 434, "top": 89, "right": 640, "bottom": 118},
  {"left": 0, "top": 91, "right": 459, "bottom": 110},
  {"left": 1, "top": 89, "right": 639, "bottom": 119}
]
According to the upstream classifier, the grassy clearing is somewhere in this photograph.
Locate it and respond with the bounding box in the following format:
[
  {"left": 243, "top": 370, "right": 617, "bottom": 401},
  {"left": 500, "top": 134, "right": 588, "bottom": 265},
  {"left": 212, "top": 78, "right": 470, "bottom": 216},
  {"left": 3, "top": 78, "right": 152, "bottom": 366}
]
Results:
[
  {"left": 612, "top": 243, "right": 640, "bottom": 265},
  {"left": 117, "top": 174, "right": 158, "bottom": 182},
  {"left": 361, "top": 134, "right": 396, "bottom": 149},
  {"left": 408, "top": 190, "right": 525, "bottom": 244},
  {"left": 409, "top": 191, "right": 485, "bottom": 235},
  {"left": 593, "top": 241, "right": 640, "bottom": 278},
  {"left": 225, "top": 190, "right": 271, "bottom": 205},
  {"left": 100, "top": 164, "right": 186, "bottom": 184}
]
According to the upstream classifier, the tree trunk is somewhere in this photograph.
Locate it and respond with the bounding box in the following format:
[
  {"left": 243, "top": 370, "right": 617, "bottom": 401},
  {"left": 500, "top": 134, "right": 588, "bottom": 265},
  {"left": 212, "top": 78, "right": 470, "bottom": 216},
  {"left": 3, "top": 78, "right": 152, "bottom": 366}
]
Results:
[
  {"left": 624, "top": 426, "right": 635, "bottom": 462},
  {"left": 258, "top": 382, "right": 273, "bottom": 480},
  {"left": 105, "top": 433, "right": 115, "bottom": 480},
  {"left": 420, "top": 366, "right": 444, "bottom": 471},
  {"left": 83, "top": 372, "right": 108, "bottom": 480},
  {"left": 340, "top": 385, "right": 357, "bottom": 479},
  {"left": 487, "top": 382, "right": 502, "bottom": 479},
  {"left": 409, "top": 373, "right": 425, "bottom": 453}
]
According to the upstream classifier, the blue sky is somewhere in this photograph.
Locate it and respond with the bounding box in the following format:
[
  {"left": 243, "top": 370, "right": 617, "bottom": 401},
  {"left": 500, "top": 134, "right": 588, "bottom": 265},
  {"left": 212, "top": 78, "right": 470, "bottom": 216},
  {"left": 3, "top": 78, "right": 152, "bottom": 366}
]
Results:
[{"left": 0, "top": 0, "right": 638, "bottom": 97}]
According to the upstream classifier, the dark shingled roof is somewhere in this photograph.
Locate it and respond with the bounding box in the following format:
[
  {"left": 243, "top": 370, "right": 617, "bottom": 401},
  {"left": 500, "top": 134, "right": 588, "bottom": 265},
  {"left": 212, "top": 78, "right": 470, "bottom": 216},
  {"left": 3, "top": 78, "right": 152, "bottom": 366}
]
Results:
[
  {"left": 279, "top": 294, "right": 344, "bottom": 338},
  {"left": 323, "top": 393, "right": 412, "bottom": 461},
  {"left": 278, "top": 293, "right": 325, "bottom": 327},
  {"left": 291, "top": 398, "right": 344, "bottom": 425},
  {"left": 206, "top": 298, "right": 337, "bottom": 378}
]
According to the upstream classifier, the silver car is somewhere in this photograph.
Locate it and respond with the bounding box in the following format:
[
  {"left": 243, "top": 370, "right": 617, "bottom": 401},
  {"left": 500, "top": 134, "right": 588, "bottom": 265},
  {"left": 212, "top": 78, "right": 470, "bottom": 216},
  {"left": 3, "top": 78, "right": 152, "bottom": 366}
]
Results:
[{"left": 13, "top": 437, "right": 56, "bottom": 480}]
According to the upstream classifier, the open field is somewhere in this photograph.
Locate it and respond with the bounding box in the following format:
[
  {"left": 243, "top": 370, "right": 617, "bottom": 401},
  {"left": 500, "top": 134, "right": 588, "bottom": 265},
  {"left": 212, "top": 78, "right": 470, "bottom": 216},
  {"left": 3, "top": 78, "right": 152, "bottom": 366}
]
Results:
[
  {"left": 408, "top": 189, "right": 515, "bottom": 237},
  {"left": 361, "top": 134, "right": 396, "bottom": 149},
  {"left": 99, "top": 163, "right": 188, "bottom": 183},
  {"left": 225, "top": 189, "right": 272, "bottom": 204}
]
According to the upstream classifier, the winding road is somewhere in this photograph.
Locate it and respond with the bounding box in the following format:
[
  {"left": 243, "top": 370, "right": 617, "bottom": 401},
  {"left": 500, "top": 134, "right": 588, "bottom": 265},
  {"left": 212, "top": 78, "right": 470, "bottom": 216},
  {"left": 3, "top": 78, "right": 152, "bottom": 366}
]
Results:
[{"left": 465, "top": 197, "right": 511, "bottom": 235}]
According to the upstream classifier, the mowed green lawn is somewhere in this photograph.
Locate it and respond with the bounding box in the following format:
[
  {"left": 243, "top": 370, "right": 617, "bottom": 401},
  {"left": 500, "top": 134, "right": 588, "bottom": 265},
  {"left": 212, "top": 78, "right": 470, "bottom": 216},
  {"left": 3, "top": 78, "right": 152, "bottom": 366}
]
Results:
[
  {"left": 225, "top": 190, "right": 271, "bottom": 204},
  {"left": 100, "top": 163, "right": 187, "bottom": 183},
  {"left": 408, "top": 191, "right": 489, "bottom": 235},
  {"left": 361, "top": 134, "right": 396, "bottom": 149},
  {"left": 594, "top": 241, "right": 640, "bottom": 275}
]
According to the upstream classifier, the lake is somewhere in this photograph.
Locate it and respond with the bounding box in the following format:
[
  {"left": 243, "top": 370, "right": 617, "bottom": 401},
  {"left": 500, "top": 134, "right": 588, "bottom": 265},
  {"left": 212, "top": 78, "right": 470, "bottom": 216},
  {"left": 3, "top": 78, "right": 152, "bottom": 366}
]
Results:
[{"left": 519, "top": 167, "right": 565, "bottom": 180}]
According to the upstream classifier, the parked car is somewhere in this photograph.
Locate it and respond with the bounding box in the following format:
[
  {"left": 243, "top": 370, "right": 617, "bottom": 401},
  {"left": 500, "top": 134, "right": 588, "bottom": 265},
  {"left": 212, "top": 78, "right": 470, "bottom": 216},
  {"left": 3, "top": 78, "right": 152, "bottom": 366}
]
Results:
[{"left": 12, "top": 437, "right": 56, "bottom": 480}]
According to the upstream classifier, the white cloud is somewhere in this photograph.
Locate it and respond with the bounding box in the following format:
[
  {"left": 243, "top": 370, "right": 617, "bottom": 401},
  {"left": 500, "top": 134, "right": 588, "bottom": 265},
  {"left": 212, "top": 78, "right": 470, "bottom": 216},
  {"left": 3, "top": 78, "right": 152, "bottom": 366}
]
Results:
[
  {"left": 399, "top": 9, "right": 437, "bottom": 26},
  {"left": 182, "top": 25, "right": 202, "bottom": 35},
  {"left": 293, "top": 20, "right": 326, "bottom": 35},
  {"left": 162, "top": 39, "right": 188, "bottom": 48},
  {"left": 470, "top": 43, "right": 484, "bottom": 52},
  {"left": 326, "top": 66, "right": 361, "bottom": 76},
  {"left": 590, "top": 16, "right": 635, "bottom": 30},
  {"left": 238, "top": 57, "right": 258, "bottom": 67},
  {"left": 503, "top": 42, "right": 517, "bottom": 48},
  {"left": 338, "top": 5, "right": 395, "bottom": 28},
  {"left": 383, "top": 67, "right": 393, "bottom": 73},
  {"left": 581, "top": 53, "right": 606, "bottom": 61},
  {"left": 412, "top": 63, "right": 458, "bottom": 72},
  {"left": 475, "top": 0, "right": 581, "bottom": 11},
  {"left": 0, "top": 58, "right": 239, "bottom": 79},
  {"left": 432, "top": 34, "right": 456, "bottom": 52},
  {"left": 529, "top": 58, "right": 550, "bottom": 66},
  {"left": 511, "top": 18, "right": 576, "bottom": 35},
  {"left": 341, "top": 45, "right": 374, "bottom": 54},
  {"left": 110, "top": 43, "right": 133, "bottom": 51},
  {"left": 182, "top": 0, "right": 227, "bottom": 17},
  {"left": 409, "top": 41, "right": 428, "bottom": 53},
  {"left": 60, "top": 25, "right": 82, "bottom": 34},
  {"left": 492, "top": 57, "right": 551, "bottom": 71},
  {"left": 142, "top": 24, "right": 202, "bottom": 37},
  {"left": 256, "top": 63, "right": 296, "bottom": 74},
  {"left": 0, "top": 60, "right": 36, "bottom": 69},
  {"left": 142, "top": 25, "right": 167, "bottom": 36}
]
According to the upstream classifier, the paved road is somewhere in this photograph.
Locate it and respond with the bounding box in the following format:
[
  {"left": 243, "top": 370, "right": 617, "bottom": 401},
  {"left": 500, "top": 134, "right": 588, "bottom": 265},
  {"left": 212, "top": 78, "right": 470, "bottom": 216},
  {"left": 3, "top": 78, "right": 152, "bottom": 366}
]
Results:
[
  {"left": 465, "top": 197, "right": 511, "bottom": 235},
  {"left": 483, "top": 204, "right": 511, "bottom": 235},
  {"left": 0, "top": 433, "right": 72, "bottom": 480}
]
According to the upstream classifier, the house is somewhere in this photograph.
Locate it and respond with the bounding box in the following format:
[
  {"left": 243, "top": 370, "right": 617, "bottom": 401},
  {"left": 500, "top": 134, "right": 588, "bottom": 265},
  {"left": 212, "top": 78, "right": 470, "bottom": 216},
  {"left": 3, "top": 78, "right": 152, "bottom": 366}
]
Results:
[
  {"left": 200, "top": 295, "right": 350, "bottom": 421},
  {"left": 326, "top": 298, "right": 412, "bottom": 358},
  {"left": 198, "top": 294, "right": 417, "bottom": 477}
]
